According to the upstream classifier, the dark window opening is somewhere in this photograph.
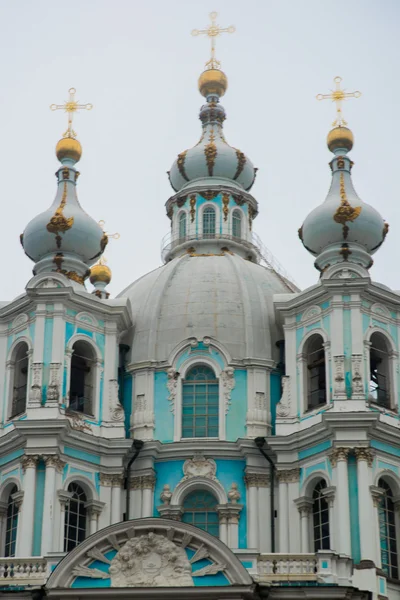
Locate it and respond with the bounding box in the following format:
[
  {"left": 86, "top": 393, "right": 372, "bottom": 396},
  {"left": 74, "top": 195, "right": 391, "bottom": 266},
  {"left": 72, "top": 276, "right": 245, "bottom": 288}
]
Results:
[
  {"left": 312, "top": 479, "right": 330, "bottom": 551},
  {"left": 370, "top": 333, "right": 390, "bottom": 408},
  {"left": 69, "top": 341, "right": 95, "bottom": 415},
  {"left": 64, "top": 482, "right": 87, "bottom": 552},
  {"left": 306, "top": 335, "right": 326, "bottom": 410}
]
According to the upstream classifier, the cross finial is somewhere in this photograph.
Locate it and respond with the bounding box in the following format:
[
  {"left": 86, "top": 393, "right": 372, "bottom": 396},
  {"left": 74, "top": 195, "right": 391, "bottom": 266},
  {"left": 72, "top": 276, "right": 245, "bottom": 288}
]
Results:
[
  {"left": 192, "top": 11, "right": 235, "bottom": 70},
  {"left": 316, "top": 76, "right": 361, "bottom": 127},
  {"left": 50, "top": 88, "right": 93, "bottom": 139}
]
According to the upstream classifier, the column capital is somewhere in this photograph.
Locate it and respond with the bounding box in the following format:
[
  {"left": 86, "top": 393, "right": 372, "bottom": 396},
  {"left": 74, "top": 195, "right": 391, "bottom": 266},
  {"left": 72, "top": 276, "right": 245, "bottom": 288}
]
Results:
[
  {"left": 276, "top": 468, "right": 300, "bottom": 483},
  {"left": 44, "top": 455, "right": 66, "bottom": 472},
  {"left": 11, "top": 490, "right": 24, "bottom": 510},
  {"left": 21, "top": 454, "right": 40, "bottom": 472},
  {"left": 130, "top": 474, "right": 156, "bottom": 490},
  {"left": 322, "top": 485, "right": 336, "bottom": 507},
  {"left": 217, "top": 503, "right": 243, "bottom": 525},
  {"left": 99, "top": 473, "right": 114, "bottom": 487},
  {"left": 244, "top": 472, "right": 270, "bottom": 488},
  {"left": 294, "top": 496, "right": 313, "bottom": 516},
  {"left": 328, "top": 447, "right": 350, "bottom": 467},
  {"left": 354, "top": 447, "right": 374, "bottom": 467},
  {"left": 370, "top": 485, "right": 385, "bottom": 508}
]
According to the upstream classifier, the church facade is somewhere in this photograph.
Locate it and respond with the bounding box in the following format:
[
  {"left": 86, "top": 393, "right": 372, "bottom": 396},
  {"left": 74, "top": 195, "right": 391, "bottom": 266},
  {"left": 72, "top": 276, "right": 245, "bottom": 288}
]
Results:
[{"left": 0, "top": 17, "right": 399, "bottom": 600}]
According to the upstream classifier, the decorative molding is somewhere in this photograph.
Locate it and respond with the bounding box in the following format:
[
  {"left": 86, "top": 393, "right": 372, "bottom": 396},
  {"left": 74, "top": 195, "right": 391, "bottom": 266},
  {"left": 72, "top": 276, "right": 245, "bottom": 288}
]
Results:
[
  {"left": 351, "top": 354, "right": 364, "bottom": 398},
  {"left": 109, "top": 379, "right": 124, "bottom": 422},
  {"left": 11, "top": 490, "right": 24, "bottom": 510},
  {"left": 328, "top": 447, "right": 350, "bottom": 467},
  {"left": 354, "top": 448, "right": 374, "bottom": 467},
  {"left": 182, "top": 455, "right": 217, "bottom": 482},
  {"left": 277, "top": 468, "right": 301, "bottom": 483},
  {"left": 67, "top": 411, "right": 93, "bottom": 433},
  {"left": 58, "top": 490, "right": 74, "bottom": 506},
  {"left": 166, "top": 368, "right": 179, "bottom": 415},
  {"left": 44, "top": 455, "right": 66, "bottom": 472},
  {"left": 28, "top": 362, "right": 43, "bottom": 408},
  {"left": 85, "top": 499, "right": 106, "bottom": 517},
  {"left": 244, "top": 473, "right": 270, "bottom": 488},
  {"left": 217, "top": 503, "right": 243, "bottom": 525},
  {"left": 157, "top": 505, "right": 183, "bottom": 521},
  {"left": 370, "top": 485, "right": 385, "bottom": 508},
  {"left": 21, "top": 455, "right": 39, "bottom": 472},
  {"left": 222, "top": 193, "right": 229, "bottom": 221},
  {"left": 130, "top": 475, "right": 156, "bottom": 490},
  {"left": 294, "top": 496, "right": 313, "bottom": 516},
  {"left": 333, "top": 355, "right": 346, "bottom": 399},
  {"left": 99, "top": 473, "right": 114, "bottom": 487},
  {"left": 276, "top": 375, "right": 290, "bottom": 417},
  {"left": 47, "top": 362, "right": 61, "bottom": 404},
  {"left": 301, "top": 305, "right": 322, "bottom": 323},
  {"left": 220, "top": 367, "right": 235, "bottom": 414}
]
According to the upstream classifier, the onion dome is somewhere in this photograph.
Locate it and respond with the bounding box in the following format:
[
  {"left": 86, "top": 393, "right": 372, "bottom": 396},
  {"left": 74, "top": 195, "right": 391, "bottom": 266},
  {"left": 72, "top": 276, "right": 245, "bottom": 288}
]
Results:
[
  {"left": 299, "top": 125, "right": 388, "bottom": 271},
  {"left": 21, "top": 136, "right": 107, "bottom": 285},
  {"left": 168, "top": 68, "right": 256, "bottom": 193}
]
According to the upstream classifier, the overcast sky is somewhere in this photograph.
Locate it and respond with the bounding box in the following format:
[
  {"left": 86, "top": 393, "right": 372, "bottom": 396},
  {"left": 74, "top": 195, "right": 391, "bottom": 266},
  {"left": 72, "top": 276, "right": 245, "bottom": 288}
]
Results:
[{"left": 0, "top": 0, "right": 399, "bottom": 299}]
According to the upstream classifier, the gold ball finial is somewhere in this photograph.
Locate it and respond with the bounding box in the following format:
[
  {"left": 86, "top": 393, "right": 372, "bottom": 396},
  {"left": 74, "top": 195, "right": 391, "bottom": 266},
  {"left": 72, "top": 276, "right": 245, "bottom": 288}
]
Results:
[
  {"left": 90, "top": 262, "right": 112, "bottom": 285},
  {"left": 198, "top": 69, "right": 228, "bottom": 98},
  {"left": 327, "top": 126, "right": 354, "bottom": 153},
  {"left": 56, "top": 137, "right": 82, "bottom": 163}
]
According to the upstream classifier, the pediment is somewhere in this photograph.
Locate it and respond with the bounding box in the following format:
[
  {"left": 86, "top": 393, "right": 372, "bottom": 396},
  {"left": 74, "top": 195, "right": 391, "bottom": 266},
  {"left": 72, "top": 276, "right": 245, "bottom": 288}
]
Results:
[{"left": 46, "top": 518, "right": 252, "bottom": 591}]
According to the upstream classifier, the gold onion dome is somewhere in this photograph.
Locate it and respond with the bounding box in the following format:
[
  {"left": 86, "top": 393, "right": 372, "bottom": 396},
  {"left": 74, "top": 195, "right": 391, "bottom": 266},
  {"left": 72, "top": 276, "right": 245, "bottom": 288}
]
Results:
[
  {"left": 56, "top": 136, "right": 82, "bottom": 163},
  {"left": 90, "top": 262, "right": 112, "bottom": 285},
  {"left": 198, "top": 68, "right": 228, "bottom": 98},
  {"left": 327, "top": 126, "right": 354, "bottom": 153}
]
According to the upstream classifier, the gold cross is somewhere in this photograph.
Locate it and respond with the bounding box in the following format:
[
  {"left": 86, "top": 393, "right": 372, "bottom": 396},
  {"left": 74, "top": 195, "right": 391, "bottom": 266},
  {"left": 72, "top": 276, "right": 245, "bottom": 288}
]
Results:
[
  {"left": 192, "top": 11, "right": 235, "bottom": 70},
  {"left": 99, "top": 220, "right": 120, "bottom": 240},
  {"left": 316, "top": 76, "right": 361, "bottom": 127},
  {"left": 50, "top": 87, "right": 93, "bottom": 139}
]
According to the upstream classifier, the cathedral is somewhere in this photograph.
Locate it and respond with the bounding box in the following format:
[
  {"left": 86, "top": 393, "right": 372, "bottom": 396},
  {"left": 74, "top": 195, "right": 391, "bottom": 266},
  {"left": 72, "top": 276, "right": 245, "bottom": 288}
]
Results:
[{"left": 0, "top": 11, "right": 398, "bottom": 600}]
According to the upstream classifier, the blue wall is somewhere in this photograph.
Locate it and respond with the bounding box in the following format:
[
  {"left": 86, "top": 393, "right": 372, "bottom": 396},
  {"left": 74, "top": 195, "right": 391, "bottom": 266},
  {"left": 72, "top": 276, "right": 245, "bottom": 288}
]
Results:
[
  {"left": 32, "top": 459, "right": 45, "bottom": 556},
  {"left": 226, "top": 370, "right": 247, "bottom": 441},
  {"left": 270, "top": 372, "right": 281, "bottom": 435}
]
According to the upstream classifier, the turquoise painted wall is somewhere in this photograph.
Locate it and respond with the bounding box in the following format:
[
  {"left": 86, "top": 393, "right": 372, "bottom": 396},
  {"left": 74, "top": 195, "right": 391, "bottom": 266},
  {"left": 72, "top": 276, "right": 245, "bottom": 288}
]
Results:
[
  {"left": 153, "top": 459, "right": 247, "bottom": 548},
  {"left": 154, "top": 371, "right": 174, "bottom": 443},
  {"left": 226, "top": 370, "right": 247, "bottom": 441},
  {"left": 348, "top": 454, "right": 360, "bottom": 563},
  {"left": 343, "top": 308, "right": 352, "bottom": 398},
  {"left": 270, "top": 372, "right": 281, "bottom": 435},
  {"left": 32, "top": 459, "right": 45, "bottom": 556}
]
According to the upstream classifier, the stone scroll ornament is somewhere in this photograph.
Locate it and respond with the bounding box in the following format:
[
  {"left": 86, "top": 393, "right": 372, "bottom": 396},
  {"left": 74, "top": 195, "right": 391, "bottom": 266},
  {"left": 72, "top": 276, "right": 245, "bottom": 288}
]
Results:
[{"left": 71, "top": 531, "right": 226, "bottom": 587}]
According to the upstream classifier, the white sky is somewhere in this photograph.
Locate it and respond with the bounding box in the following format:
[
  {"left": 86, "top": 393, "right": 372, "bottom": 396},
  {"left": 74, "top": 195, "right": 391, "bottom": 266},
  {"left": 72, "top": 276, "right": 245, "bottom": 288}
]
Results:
[{"left": 1, "top": 0, "right": 399, "bottom": 299}]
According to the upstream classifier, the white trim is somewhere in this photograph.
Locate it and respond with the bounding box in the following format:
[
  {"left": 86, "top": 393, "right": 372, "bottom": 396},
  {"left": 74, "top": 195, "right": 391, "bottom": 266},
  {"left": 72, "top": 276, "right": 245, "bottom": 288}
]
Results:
[
  {"left": 229, "top": 206, "right": 247, "bottom": 240},
  {"left": 169, "top": 336, "right": 232, "bottom": 368},
  {"left": 199, "top": 202, "right": 221, "bottom": 235},
  {"left": 298, "top": 330, "right": 329, "bottom": 414},
  {"left": 300, "top": 471, "right": 331, "bottom": 498},
  {"left": 365, "top": 329, "right": 397, "bottom": 410},
  {"left": 62, "top": 474, "right": 98, "bottom": 500},
  {"left": 174, "top": 208, "right": 189, "bottom": 239},
  {"left": 0, "top": 477, "right": 21, "bottom": 503},
  {"left": 374, "top": 470, "right": 400, "bottom": 497},
  {"left": 171, "top": 476, "right": 227, "bottom": 506},
  {"left": 174, "top": 355, "right": 225, "bottom": 442}
]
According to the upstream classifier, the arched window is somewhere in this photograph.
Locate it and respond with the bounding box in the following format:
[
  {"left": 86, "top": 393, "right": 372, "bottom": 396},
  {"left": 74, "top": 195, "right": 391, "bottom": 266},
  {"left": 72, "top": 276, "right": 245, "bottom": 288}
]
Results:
[
  {"left": 305, "top": 334, "right": 326, "bottom": 411},
  {"left": 232, "top": 209, "right": 242, "bottom": 238},
  {"left": 179, "top": 212, "right": 187, "bottom": 240},
  {"left": 10, "top": 342, "right": 29, "bottom": 418},
  {"left": 182, "top": 365, "right": 219, "bottom": 438},
  {"left": 64, "top": 483, "right": 87, "bottom": 552},
  {"left": 378, "top": 478, "right": 398, "bottom": 579},
  {"left": 312, "top": 479, "right": 330, "bottom": 551},
  {"left": 370, "top": 333, "right": 391, "bottom": 408},
  {"left": 69, "top": 341, "right": 96, "bottom": 415},
  {"left": 182, "top": 490, "right": 219, "bottom": 536},
  {"left": 4, "top": 485, "right": 19, "bottom": 557},
  {"left": 203, "top": 207, "right": 216, "bottom": 237}
]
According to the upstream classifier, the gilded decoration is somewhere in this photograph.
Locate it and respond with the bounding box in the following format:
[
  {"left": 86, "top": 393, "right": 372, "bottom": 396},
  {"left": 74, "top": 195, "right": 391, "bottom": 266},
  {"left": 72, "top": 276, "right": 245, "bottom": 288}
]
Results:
[
  {"left": 232, "top": 193, "right": 245, "bottom": 206},
  {"left": 177, "top": 151, "right": 189, "bottom": 181},
  {"left": 200, "top": 190, "right": 219, "bottom": 201},
  {"left": 354, "top": 448, "right": 374, "bottom": 466},
  {"left": 100, "top": 232, "right": 109, "bottom": 253},
  {"left": 190, "top": 195, "right": 196, "bottom": 222},
  {"left": 46, "top": 181, "right": 74, "bottom": 237},
  {"left": 222, "top": 192, "right": 229, "bottom": 221},
  {"left": 248, "top": 206, "right": 255, "bottom": 230},
  {"left": 233, "top": 149, "right": 246, "bottom": 180},
  {"left": 383, "top": 222, "right": 389, "bottom": 240},
  {"left": 339, "top": 243, "right": 352, "bottom": 261},
  {"left": 337, "top": 157, "right": 345, "bottom": 169},
  {"left": 204, "top": 141, "right": 217, "bottom": 176},
  {"left": 333, "top": 173, "right": 361, "bottom": 238},
  {"left": 176, "top": 195, "right": 187, "bottom": 208}
]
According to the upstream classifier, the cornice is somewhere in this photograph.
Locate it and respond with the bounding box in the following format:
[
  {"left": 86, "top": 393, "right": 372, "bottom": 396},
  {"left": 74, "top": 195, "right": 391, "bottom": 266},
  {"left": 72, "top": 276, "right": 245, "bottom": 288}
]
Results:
[{"left": 165, "top": 183, "right": 259, "bottom": 214}]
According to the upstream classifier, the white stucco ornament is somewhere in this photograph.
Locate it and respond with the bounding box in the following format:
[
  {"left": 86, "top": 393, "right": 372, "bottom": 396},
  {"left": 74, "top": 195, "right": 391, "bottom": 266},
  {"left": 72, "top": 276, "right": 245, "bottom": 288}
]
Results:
[{"left": 183, "top": 454, "right": 217, "bottom": 481}]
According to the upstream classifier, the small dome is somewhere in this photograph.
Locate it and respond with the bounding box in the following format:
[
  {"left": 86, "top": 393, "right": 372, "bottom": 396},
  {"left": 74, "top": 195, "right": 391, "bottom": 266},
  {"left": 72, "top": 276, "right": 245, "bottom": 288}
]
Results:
[
  {"left": 56, "top": 137, "right": 82, "bottom": 163},
  {"left": 198, "top": 69, "right": 228, "bottom": 98},
  {"left": 90, "top": 262, "right": 112, "bottom": 284},
  {"left": 327, "top": 126, "right": 353, "bottom": 153}
]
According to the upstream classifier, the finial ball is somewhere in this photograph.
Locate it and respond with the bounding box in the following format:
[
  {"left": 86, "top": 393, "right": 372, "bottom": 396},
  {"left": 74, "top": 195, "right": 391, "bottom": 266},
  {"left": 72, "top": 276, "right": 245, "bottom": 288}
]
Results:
[
  {"left": 90, "top": 263, "right": 112, "bottom": 285},
  {"left": 198, "top": 69, "right": 228, "bottom": 98},
  {"left": 327, "top": 126, "right": 354, "bottom": 153},
  {"left": 56, "top": 137, "right": 82, "bottom": 163}
]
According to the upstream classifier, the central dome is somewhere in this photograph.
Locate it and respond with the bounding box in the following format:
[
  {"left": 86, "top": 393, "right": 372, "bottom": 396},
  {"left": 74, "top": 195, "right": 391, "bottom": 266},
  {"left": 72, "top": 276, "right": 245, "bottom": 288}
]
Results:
[{"left": 118, "top": 253, "right": 293, "bottom": 363}]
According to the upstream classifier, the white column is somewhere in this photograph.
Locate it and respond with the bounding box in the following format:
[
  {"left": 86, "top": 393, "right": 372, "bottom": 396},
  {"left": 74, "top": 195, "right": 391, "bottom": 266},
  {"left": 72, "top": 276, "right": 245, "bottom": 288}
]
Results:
[
  {"left": 18, "top": 456, "right": 38, "bottom": 556},
  {"left": 88, "top": 509, "right": 98, "bottom": 535},
  {"left": 57, "top": 491, "right": 73, "bottom": 552},
  {"left": 227, "top": 507, "right": 242, "bottom": 548},
  {"left": 300, "top": 509, "right": 310, "bottom": 552},
  {"left": 111, "top": 476, "right": 123, "bottom": 524},
  {"left": 330, "top": 448, "right": 351, "bottom": 555},
  {"left": 218, "top": 512, "right": 228, "bottom": 545},
  {"left": 141, "top": 476, "right": 155, "bottom": 518},
  {"left": 102, "top": 322, "right": 118, "bottom": 423},
  {"left": 41, "top": 456, "right": 62, "bottom": 555},
  {"left": 371, "top": 487, "right": 385, "bottom": 569},
  {"left": 278, "top": 472, "right": 289, "bottom": 552},
  {"left": 355, "top": 448, "right": 376, "bottom": 563},
  {"left": 246, "top": 477, "right": 258, "bottom": 549},
  {"left": 98, "top": 474, "right": 113, "bottom": 529},
  {"left": 258, "top": 480, "right": 271, "bottom": 552}
]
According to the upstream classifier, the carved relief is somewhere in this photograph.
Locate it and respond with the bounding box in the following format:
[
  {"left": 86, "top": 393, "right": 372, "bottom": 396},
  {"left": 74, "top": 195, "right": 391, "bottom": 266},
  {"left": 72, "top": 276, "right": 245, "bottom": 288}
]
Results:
[
  {"left": 28, "top": 362, "right": 43, "bottom": 407},
  {"left": 21, "top": 455, "right": 39, "bottom": 472},
  {"left": 67, "top": 411, "right": 92, "bottom": 433},
  {"left": 183, "top": 454, "right": 217, "bottom": 481},
  {"left": 371, "top": 303, "right": 390, "bottom": 319},
  {"left": 351, "top": 354, "right": 364, "bottom": 397},
  {"left": 222, "top": 193, "right": 229, "bottom": 221},
  {"left": 301, "top": 305, "right": 321, "bottom": 322},
  {"left": 220, "top": 367, "right": 235, "bottom": 414},
  {"left": 166, "top": 368, "right": 179, "bottom": 414},
  {"left": 277, "top": 469, "right": 300, "bottom": 483},
  {"left": 109, "top": 379, "right": 125, "bottom": 422},
  {"left": 333, "top": 355, "right": 346, "bottom": 399},
  {"left": 244, "top": 473, "right": 270, "bottom": 488},
  {"left": 11, "top": 313, "right": 29, "bottom": 331},
  {"left": 276, "top": 376, "right": 290, "bottom": 417},
  {"left": 47, "top": 362, "right": 61, "bottom": 404},
  {"left": 189, "top": 195, "right": 196, "bottom": 223}
]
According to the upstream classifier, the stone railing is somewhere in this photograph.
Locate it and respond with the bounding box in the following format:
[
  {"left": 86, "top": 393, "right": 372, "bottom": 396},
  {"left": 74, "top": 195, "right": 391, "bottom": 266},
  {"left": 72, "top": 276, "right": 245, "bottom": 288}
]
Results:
[
  {"left": 0, "top": 557, "right": 50, "bottom": 585},
  {"left": 256, "top": 551, "right": 353, "bottom": 585}
]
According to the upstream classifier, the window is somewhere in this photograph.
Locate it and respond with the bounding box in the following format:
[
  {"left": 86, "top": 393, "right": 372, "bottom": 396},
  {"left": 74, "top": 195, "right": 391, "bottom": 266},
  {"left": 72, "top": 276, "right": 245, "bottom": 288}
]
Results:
[
  {"left": 312, "top": 479, "right": 330, "bottom": 551},
  {"left": 370, "top": 333, "right": 391, "bottom": 408},
  {"left": 64, "top": 483, "right": 87, "bottom": 552},
  {"left": 305, "top": 335, "right": 326, "bottom": 410},
  {"left": 203, "top": 207, "right": 216, "bottom": 237},
  {"left": 69, "top": 341, "right": 95, "bottom": 415},
  {"left": 378, "top": 478, "right": 398, "bottom": 579},
  {"left": 182, "top": 365, "right": 219, "bottom": 438},
  {"left": 10, "top": 342, "right": 28, "bottom": 418},
  {"left": 182, "top": 490, "right": 219, "bottom": 537},
  {"left": 179, "top": 212, "right": 187, "bottom": 240},
  {"left": 4, "top": 485, "right": 19, "bottom": 557},
  {"left": 232, "top": 209, "right": 242, "bottom": 238}
]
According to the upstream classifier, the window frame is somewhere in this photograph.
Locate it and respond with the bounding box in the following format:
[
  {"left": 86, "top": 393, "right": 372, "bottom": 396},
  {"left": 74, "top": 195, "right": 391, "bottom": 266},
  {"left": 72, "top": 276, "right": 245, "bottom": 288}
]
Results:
[
  {"left": 66, "top": 336, "right": 102, "bottom": 420},
  {"left": 64, "top": 482, "right": 88, "bottom": 552},
  {"left": 378, "top": 477, "right": 399, "bottom": 579},
  {"left": 6, "top": 339, "right": 31, "bottom": 420},
  {"left": 300, "top": 332, "right": 328, "bottom": 413},
  {"left": 3, "top": 484, "right": 19, "bottom": 557},
  {"left": 311, "top": 479, "right": 331, "bottom": 552},
  {"left": 368, "top": 332, "right": 394, "bottom": 410},
  {"left": 182, "top": 489, "right": 220, "bottom": 537},
  {"left": 181, "top": 365, "right": 219, "bottom": 439}
]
